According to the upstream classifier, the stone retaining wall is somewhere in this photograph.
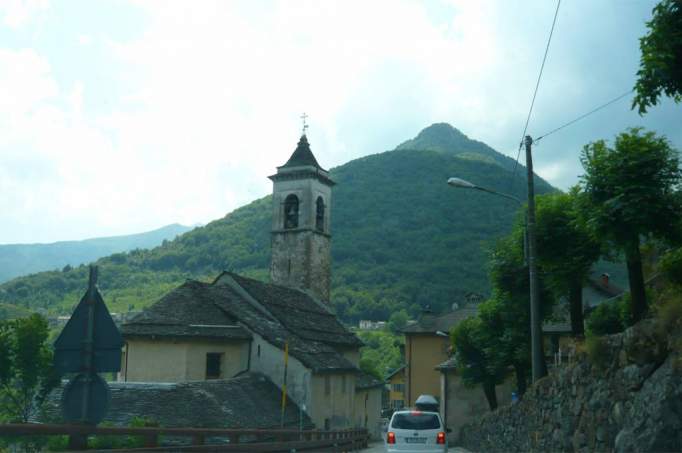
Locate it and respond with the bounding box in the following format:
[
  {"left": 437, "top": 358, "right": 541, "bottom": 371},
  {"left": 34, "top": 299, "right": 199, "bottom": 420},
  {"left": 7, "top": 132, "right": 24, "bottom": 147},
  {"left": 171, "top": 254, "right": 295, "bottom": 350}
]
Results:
[{"left": 459, "top": 319, "right": 682, "bottom": 452}]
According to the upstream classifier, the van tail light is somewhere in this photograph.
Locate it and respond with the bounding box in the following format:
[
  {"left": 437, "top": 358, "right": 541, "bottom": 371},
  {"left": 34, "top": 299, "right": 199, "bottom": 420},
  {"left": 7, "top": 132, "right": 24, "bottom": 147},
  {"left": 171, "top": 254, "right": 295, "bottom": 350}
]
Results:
[
  {"left": 387, "top": 432, "right": 396, "bottom": 444},
  {"left": 437, "top": 432, "right": 446, "bottom": 444}
]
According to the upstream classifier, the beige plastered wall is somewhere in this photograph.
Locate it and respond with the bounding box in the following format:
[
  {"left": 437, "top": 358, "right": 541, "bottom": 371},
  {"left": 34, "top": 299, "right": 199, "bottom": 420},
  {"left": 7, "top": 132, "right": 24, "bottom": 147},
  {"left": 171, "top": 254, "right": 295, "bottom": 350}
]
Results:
[
  {"left": 121, "top": 338, "right": 249, "bottom": 382},
  {"left": 405, "top": 334, "right": 449, "bottom": 405},
  {"left": 440, "top": 370, "right": 515, "bottom": 443},
  {"left": 310, "top": 373, "right": 356, "bottom": 429},
  {"left": 354, "top": 387, "right": 383, "bottom": 440}
]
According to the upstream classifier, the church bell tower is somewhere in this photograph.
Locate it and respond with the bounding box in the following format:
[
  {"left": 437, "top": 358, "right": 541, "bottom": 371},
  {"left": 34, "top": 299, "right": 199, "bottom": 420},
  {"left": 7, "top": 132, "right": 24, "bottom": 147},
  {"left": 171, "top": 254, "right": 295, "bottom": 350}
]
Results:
[{"left": 269, "top": 132, "right": 334, "bottom": 303}]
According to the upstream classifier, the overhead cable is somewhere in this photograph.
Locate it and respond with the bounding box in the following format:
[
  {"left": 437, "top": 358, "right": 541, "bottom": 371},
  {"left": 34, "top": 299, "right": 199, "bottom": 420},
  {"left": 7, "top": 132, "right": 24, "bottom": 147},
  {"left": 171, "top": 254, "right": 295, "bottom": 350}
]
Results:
[{"left": 509, "top": 0, "right": 562, "bottom": 188}]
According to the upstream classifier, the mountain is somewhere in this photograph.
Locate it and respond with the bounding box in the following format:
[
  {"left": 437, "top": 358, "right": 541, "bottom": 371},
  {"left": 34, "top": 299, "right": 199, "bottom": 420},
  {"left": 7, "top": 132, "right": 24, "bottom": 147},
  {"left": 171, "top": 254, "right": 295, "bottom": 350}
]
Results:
[
  {"left": 0, "top": 124, "right": 556, "bottom": 321},
  {"left": 0, "top": 224, "right": 193, "bottom": 284}
]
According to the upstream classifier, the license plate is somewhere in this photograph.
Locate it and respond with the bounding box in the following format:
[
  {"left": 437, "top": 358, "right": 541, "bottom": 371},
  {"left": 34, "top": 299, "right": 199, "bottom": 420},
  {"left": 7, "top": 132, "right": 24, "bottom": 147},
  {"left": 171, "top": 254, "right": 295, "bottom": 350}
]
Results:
[{"left": 405, "top": 437, "right": 426, "bottom": 443}]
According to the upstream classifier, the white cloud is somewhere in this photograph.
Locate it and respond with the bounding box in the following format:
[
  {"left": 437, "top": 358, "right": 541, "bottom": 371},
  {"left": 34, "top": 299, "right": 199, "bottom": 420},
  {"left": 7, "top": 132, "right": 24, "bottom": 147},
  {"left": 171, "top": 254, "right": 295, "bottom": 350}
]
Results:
[
  {"left": 0, "top": 0, "right": 49, "bottom": 29},
  {"left": 0, "top": 0, "right": 676, "bottom": 243}
]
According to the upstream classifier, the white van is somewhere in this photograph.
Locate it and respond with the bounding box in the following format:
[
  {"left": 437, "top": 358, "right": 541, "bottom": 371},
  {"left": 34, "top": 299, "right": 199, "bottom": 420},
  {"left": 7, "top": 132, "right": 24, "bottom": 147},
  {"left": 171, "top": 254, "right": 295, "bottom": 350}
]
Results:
[{"left": 385, "top": 410, "right": 447, "bottom": 452}]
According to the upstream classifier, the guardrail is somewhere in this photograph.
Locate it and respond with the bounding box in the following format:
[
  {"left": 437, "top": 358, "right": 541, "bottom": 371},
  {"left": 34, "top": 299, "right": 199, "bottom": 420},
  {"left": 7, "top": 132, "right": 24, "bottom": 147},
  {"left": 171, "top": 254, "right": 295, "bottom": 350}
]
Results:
[{"left": 0, "top": 423, "right": 370, "bottom": 452}]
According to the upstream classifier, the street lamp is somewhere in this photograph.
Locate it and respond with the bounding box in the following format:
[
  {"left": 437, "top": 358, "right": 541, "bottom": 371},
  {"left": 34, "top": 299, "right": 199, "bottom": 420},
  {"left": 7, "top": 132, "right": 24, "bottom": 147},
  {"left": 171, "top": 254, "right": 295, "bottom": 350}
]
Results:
[
  {"left": 447, "top": 138, "right": 547, "bottom": 383},
  {"left": 447, "top": 178, "right": 523, "bottom": 205}
]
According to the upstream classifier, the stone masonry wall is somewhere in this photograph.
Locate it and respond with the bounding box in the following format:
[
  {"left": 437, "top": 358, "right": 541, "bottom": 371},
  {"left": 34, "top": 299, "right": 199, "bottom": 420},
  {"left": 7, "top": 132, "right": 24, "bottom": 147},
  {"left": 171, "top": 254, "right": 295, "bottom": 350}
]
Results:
[{"left": 459, "top": 319, "right": 682, "bottom": 452}]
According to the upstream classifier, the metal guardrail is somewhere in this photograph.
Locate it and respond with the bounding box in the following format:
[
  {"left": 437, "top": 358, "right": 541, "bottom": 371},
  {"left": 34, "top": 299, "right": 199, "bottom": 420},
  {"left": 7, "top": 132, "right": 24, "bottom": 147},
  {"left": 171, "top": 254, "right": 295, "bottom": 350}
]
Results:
[{"left": 0, "top": 423, "right": 369, "bottom": 452}]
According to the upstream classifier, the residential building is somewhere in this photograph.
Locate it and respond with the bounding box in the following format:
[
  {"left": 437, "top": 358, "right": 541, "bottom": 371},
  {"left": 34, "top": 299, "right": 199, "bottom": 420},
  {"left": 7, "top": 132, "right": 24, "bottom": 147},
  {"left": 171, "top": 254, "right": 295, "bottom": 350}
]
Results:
[{"left": 386, "top": 365, "right": 406, "bottom": 410}]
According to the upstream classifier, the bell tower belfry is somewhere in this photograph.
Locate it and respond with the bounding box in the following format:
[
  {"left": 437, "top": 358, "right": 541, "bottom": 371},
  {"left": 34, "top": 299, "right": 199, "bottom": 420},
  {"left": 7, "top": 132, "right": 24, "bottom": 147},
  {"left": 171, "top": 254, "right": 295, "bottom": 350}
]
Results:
[{"left": 268, "top": 132, "right": 334, "bottom": 303}]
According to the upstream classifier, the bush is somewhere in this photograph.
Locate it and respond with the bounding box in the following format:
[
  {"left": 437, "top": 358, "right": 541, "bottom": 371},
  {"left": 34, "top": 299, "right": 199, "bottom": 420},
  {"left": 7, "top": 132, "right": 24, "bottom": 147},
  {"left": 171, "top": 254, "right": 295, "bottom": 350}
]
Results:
[
  {"left": 585, "top": 335, "right": 610, "bottom": 370},
  {"left": 586, "top": 298, "right": 628, "bottom": 335},
  {"left": 661, "top": 247, "right": 682, "bottom": 286},
  {"left": 654, "top": 294, "right": 682, "bottom": 332}
]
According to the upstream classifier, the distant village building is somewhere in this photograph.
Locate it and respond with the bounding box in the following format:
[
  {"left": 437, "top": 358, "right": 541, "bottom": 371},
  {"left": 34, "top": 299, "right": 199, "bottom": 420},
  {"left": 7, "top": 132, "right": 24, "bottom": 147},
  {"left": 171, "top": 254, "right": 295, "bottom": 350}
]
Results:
[
  {"left": 118, "top": 133, "right": 384, "bottom": 437},
  {"left": 358, "top": 320, "right": 387, "bottom": 330}
]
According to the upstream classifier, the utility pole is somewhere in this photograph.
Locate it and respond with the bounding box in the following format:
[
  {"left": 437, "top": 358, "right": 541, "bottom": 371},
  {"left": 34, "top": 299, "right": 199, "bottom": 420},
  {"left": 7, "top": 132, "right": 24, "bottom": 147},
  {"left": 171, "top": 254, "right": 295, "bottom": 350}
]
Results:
[{"left": 524, "top": 135, "right": 547, "bottom": 382}]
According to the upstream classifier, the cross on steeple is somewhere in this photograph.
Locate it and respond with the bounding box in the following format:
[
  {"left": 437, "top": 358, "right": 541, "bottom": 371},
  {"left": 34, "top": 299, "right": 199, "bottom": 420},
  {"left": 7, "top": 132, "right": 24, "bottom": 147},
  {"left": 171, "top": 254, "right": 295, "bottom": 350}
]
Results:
[{"left": 300, "top": 113, "right": 309, "bottom": 136}]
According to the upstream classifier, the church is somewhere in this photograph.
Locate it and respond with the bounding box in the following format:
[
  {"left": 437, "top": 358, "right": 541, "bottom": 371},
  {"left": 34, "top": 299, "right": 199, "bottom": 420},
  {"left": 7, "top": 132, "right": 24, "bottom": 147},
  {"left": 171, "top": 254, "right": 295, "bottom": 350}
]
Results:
[{"left": 118, "top": 133, "right": 383, "bottom": 434}]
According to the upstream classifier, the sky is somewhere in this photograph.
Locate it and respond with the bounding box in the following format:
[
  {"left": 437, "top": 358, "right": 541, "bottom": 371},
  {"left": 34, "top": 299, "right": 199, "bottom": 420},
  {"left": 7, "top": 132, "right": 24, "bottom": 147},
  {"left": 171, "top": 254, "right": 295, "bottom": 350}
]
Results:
[{"left": 0, "top": 0, "right": 679, "bottom": 244}]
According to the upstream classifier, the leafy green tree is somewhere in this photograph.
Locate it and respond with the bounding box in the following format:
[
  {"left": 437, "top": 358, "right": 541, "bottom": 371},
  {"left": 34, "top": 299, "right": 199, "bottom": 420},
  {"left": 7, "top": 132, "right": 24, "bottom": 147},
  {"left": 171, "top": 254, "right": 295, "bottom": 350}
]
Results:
[
  {"left": 580, "top": 128, "right": 682, "bottom": 322},
  {"left": 387, "top": 309, "right": 409, "bottom": 333},
  {"left": 0, "top": 314, "right": 59, "bottom": 422},
  {"left": 535, "top": 190, "right": 601, "bottom": 335},
  {"left": 486, "top": 227, "right": 556, "bottom": 384},
  {"left": 451, "top": 317, "right": 507, "bottom": 410},
  {"left": 632, "top": 0, "right": 682, "bottom": 114}
]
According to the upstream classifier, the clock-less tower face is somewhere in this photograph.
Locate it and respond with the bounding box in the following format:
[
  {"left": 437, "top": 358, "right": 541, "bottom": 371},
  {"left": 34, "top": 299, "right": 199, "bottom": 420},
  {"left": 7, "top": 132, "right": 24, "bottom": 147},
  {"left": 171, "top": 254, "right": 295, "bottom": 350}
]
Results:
[{"left": 268, "top": 135, "right": 334, "bottom": 303}]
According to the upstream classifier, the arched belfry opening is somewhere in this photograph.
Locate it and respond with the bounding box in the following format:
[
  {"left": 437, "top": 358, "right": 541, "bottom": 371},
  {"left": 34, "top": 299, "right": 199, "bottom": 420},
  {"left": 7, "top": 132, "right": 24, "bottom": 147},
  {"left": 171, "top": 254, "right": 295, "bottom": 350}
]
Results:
[
  {"left": 284, "top": 194, "right": 299, "bottom": 229},
  {"left": 316, "top": 196, "right": 325, "bottom": 232}
]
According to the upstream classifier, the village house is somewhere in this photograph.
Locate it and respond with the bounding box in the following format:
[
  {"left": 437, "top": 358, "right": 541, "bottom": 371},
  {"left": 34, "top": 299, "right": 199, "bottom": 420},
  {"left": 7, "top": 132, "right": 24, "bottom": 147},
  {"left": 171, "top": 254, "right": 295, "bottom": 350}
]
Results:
[
  {"left": 386, "top": 365, "right": 406, "bottom": 410},
  {"left": 118, "top": 133, "right": 383, "bottom": 436}
]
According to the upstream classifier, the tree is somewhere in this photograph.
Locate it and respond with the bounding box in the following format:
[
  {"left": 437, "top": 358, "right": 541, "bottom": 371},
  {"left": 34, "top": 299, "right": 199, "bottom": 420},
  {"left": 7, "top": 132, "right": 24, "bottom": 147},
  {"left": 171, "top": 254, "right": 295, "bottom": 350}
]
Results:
[
  {"left": 535, "top": 190, "right": 601, "bottom": 335},
  {"left": 632, "top": 0, "right": 682, "bottom": 114},
  {"left": 451, "top": 317, "right": 507, "bottom": 410},
  {"left": 387, "top": 309, "right": 409, "bottom": 333},
  {"left": 580, "top": 128, "right": 682, "bottom": 322},
  {"left": 0, "top": 314, "right": 59, "bottom": 423},
  {"left": 486, "top": 227, "right": 556, "bottom": 387}
]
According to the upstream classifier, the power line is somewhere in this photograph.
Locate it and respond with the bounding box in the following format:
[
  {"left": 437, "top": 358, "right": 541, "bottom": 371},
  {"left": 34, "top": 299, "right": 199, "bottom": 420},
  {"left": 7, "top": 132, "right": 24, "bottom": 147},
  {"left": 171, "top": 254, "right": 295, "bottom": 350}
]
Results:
[
  {"left": 533, "top": 89, "right": 634, "bottom": 144},
  {"left": 509, "top": 0, "right": 561, "bottom": 189}
]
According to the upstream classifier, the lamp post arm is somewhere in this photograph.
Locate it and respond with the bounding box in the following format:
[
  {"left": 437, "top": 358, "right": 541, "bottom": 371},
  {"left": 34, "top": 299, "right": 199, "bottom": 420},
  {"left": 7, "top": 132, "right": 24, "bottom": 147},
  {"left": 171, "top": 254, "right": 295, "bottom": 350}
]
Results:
[{"left": 473, "top": 186, "right": 524, "bottom": 206}]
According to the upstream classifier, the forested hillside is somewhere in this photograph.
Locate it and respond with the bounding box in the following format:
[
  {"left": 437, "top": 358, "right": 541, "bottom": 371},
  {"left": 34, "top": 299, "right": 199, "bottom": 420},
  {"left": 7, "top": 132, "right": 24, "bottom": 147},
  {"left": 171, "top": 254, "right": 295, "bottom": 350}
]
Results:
[
  {"left": 0, "top": 124, "right": 556, "bottom": 321},
  {"left": 0, "top": 224, "right": 192, "bottom": 284}
]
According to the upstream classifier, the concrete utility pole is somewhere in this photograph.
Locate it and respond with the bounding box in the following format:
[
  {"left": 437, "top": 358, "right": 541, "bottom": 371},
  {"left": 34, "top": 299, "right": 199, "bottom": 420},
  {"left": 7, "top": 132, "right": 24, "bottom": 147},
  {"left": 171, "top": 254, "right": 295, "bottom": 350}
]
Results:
[{"left": 524, "top": 135, "right": 547, "bottom": 382}]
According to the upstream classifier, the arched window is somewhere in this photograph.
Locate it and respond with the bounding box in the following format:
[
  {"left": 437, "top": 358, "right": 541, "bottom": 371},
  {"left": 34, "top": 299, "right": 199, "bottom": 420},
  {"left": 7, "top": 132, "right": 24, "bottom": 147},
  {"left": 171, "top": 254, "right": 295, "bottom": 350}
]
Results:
[
  {"left": 316, "top": 196, "right": 325, "bottom": 231},
  {"left": 284, "top": 194, "right": 299, "bottom": 229}
]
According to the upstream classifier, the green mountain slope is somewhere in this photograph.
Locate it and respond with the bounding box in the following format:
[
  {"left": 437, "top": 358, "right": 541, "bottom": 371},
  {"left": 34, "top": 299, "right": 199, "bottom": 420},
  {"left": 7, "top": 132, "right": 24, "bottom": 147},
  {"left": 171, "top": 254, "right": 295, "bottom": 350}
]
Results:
[
  {"left": 0, "top": 224, "right": 193, "bottom": 283},
  {"left": 0, "top": 124, "right": 555, "bottom": 321}
]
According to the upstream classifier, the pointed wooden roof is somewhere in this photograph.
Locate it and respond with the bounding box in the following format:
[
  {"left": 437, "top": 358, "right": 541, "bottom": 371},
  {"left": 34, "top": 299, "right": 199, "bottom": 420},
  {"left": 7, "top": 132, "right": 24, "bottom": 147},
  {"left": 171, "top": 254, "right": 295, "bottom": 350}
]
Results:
[{"left": 280, "top": 134, "right": 323, "bottom": 170}]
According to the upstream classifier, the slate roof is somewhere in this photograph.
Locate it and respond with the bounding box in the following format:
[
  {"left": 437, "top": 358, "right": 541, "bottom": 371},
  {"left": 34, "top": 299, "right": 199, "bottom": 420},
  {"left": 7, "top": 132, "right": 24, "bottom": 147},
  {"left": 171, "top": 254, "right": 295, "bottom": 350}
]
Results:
[
  {"left": 355, "top": 371, "right": 385, "bottom": 390},
  {"left": 122, "top": 273, "right": 360, "bottom": 373},
  {"left": 385, "top": 365, "right": 405, "bottom": 380},
  {"left": 279, "top": 135, "right": 323, "bottom": 170},
  {"left": 402, "top": 307, "right": 478, "bottom": 335},
  {"left": 435, "top": 357, "right": 457, "bottom": 371},
  {"left": 42, "top": 372, "right": 313, "bottom": 430},
  {"left": 121, "top": 280, "right": 251, "bottom": 341}
]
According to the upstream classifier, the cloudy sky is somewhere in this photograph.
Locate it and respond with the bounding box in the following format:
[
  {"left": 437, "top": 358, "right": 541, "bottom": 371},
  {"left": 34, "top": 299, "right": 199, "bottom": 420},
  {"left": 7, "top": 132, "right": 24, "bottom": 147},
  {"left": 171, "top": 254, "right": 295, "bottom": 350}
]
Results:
[{"left": 0, "top": 0, "right": 679, "bottom": 244}]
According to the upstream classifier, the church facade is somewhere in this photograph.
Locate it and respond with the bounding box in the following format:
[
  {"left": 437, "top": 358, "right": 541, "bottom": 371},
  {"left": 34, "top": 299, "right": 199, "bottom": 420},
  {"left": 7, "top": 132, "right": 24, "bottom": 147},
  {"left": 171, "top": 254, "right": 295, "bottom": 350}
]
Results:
[{"left": 119, "top": 134, "right": 383, "bottom": 434}]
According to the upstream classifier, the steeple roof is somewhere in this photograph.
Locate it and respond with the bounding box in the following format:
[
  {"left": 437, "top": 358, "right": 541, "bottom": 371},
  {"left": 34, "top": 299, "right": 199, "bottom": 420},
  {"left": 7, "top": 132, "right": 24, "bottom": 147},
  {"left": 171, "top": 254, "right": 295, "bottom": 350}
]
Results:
[{"left": 280, "top": 134, "right": 323, "bottom": 170}]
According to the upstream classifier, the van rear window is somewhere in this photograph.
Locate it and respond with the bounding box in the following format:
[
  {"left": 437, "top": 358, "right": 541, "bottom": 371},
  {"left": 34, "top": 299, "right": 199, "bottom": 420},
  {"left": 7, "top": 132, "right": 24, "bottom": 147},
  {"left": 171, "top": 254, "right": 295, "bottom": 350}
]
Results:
[{"left": 391, "top": 412, "right": 440, "bottom": 430}]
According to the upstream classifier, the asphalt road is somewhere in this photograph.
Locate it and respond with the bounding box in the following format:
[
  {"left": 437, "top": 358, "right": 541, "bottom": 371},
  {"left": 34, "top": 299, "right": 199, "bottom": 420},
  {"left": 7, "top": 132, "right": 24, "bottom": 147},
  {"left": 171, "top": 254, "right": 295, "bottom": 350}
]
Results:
[{"left": 363, "top": 442, "right": 472, "bottom": 452}]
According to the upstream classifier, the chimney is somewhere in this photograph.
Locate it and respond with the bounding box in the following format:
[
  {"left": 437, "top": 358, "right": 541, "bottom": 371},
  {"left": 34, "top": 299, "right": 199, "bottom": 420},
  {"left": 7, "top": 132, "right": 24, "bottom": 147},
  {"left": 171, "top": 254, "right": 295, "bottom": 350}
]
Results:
[{"left": 601, "top": 273, "right": 610, "bottom": 287}]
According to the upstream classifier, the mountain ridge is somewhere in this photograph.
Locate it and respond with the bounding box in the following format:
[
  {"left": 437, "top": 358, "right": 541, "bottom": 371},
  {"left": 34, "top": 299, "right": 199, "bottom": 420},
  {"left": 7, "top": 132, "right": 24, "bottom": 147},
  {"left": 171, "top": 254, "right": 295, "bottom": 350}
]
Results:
[
  {"left": 0, "top": 124, "right": 555, "bottom": 321},
  {"left": 0, "top": 223, "right": 193, "bottom": 284}
]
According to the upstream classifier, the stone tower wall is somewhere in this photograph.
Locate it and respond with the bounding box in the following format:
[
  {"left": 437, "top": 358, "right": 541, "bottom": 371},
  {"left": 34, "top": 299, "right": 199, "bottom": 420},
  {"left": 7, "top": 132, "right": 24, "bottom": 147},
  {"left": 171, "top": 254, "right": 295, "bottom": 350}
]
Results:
[{"left": 270, "top": 229, "right": 331, "bottom": 303}]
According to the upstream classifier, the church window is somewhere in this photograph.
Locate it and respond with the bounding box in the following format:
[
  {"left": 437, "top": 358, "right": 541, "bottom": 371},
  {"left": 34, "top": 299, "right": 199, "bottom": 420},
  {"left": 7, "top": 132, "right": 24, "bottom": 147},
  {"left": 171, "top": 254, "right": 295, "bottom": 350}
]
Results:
[
  {"left": 324, "top": 375, "right": 331, "bottom": 396},
  {"left": 284, "top": 195, "right": 299, "bottom": 229},
  {"left": 257, "top": 344, "right": 261, "bottom": 358},
  {"left": 205, "top": 353, "right": 222, "bottom": 379},
  {"left": 315, "top": 196, "right": 325, "bottom": 231}
]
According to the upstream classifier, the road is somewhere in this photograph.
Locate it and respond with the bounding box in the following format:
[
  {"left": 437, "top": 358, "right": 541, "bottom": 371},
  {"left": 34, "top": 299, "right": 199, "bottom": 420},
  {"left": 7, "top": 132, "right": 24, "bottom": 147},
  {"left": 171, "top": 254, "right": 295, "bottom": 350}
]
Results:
[{"left": 363, "top": 442, "right": 471, "bottom": 452}]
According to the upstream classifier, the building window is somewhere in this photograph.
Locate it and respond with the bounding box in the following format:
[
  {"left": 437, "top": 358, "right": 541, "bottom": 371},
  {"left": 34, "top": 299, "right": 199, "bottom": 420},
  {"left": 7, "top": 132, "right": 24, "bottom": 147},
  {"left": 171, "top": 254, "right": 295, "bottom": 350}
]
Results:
[
  {"left": 284, "top": 195, "right": 299, "bottom": 229},
  {"left": 324, "top": 418, "right": 330, "bottom": 430},
  {"left": 205, "top": 353, "right": 222, "bottom": 379},
  {"left": 392, "top": 383, "right": 405, "bottom": 393},
  {"left": 257, "top": 344, "right": 261, "bottom": 358},
  {"left": 342, "top": 374, "right": 346, "bottom": 394},
  {"left": 315, "top": 196, "right": 325, "bottom": 231},
  {"left": 324, "top": 375, "right": 331, "bottom": 396}
]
